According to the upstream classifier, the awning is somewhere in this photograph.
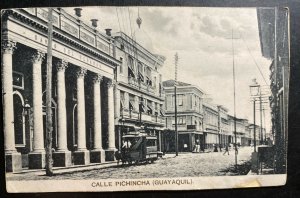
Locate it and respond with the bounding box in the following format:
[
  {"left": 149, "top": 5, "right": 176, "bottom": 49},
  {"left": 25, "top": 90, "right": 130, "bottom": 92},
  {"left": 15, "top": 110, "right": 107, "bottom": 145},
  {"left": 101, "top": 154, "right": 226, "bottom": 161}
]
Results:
[
  {"left": 128, "top": 66, "right": 135, "bottom": 78},
  {"left": 146, "top": 77, "right": 152, "bottom": 86},
  {"left": 120, "top": 100, "right": 124, "bottom": 109},
  {"left": 139, "top": 103, "right": 146, "bottom": 112},
  {"left": 178, "top": 131, "right": 204, "bottom": 135},
  {"left": 160, "top": 110, "right": 165, "bottom": 116},
  {"left": 138, "top": 72, "right": 144, "bottom": 82},
  {"left": 129, "top": 101, "right": 134, "bottom": 111},
  {"left": 147, "top": 105, "right": 153, "bottom": 114}
]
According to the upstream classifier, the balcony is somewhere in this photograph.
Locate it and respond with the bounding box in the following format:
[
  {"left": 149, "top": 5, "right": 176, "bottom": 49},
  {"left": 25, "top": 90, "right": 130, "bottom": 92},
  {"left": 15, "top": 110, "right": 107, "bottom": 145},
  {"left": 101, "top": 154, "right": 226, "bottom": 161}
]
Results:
[
  {"left": 128, "top": 76, "right": 139, "bottom": 88},
  {"left": 128, "top": 76, "right": 156, "bottom": 94}
]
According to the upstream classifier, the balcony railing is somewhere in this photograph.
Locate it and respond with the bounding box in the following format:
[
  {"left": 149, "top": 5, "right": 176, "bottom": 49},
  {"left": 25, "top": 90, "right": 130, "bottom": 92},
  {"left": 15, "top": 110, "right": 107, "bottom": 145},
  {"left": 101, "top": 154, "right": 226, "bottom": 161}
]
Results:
[{"left": 128, "top": 76, "right": 155, "bottom": 94}]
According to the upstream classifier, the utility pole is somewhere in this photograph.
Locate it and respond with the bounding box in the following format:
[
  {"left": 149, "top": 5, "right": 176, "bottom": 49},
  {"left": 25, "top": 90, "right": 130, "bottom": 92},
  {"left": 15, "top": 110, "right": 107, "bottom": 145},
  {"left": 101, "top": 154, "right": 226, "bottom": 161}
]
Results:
[
  {"left": 263, "top": 107, "right": 266, "bottom": 143},
  {"left": 259, "top": 93, "right": 263, "bottom": 145},
  {"left": 45, "top": 7, "right": 53, "bottom": 176},
  {"left": 174, "top": 53, "right": 178, "bottom": 156},
  {"left": 231, "top": 29, "right": 238, "bottom": 170},
  {"left": 253, "top": 99, "right": 257, "bottom": 152},
  {"left": 226, "top": 30, "right": 240, "bottom": 169}
]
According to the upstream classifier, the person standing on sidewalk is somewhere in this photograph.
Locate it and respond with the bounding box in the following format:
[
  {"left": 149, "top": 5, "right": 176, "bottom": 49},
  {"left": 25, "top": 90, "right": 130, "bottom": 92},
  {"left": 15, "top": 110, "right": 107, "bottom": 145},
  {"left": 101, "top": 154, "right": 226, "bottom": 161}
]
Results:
[
  {"left": 223, "top": 144, "right": 230, "bottom": 155},
  {"left": 195, "top": 139, "right": 200, "bottom": 153}
]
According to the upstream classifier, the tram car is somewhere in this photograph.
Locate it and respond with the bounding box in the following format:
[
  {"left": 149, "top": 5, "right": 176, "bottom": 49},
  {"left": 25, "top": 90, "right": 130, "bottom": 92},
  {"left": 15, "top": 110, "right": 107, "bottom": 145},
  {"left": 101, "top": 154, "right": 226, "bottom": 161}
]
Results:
[{"left": 116, "top": 129, "right": 160, "bottom": 165}]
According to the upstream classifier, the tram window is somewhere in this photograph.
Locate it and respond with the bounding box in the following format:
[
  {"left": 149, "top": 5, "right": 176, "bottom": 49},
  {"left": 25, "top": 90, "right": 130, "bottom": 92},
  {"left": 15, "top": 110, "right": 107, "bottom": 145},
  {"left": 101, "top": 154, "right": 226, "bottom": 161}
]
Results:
[{"left": 146, "top": 139, "right": 157, "bottom": 147}]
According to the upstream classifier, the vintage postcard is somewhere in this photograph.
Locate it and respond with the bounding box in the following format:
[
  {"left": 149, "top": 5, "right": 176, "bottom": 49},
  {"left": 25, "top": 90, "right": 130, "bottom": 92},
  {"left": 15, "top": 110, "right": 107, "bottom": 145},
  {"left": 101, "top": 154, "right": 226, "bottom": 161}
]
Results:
[{"left": 2, "top": 6, "right": 288, "bottom": 192}]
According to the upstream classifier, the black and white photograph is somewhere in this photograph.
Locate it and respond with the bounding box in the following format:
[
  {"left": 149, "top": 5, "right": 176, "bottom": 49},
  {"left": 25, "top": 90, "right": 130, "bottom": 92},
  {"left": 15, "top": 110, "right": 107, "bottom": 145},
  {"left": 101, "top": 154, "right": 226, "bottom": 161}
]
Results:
[{"left": 2, "top": 5, "right": 289, "bottom": 192}]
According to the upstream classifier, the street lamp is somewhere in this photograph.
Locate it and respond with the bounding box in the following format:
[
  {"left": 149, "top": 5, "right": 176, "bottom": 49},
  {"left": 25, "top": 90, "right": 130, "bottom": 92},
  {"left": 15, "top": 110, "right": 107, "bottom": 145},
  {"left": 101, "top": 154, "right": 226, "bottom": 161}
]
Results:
[
  {"left": 249, "top": 78, "right": 260, "bottom": 152},
  {"left": 23, "top": 100, "right": 32, "bottom": 151}
]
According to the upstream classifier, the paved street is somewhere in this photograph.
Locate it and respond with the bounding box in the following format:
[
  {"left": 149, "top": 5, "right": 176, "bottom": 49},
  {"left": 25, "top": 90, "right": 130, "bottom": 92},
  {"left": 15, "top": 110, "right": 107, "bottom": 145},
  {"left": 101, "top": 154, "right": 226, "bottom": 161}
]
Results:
[{"left": 7, "top": 147, "right": 253, "bottom": 180}]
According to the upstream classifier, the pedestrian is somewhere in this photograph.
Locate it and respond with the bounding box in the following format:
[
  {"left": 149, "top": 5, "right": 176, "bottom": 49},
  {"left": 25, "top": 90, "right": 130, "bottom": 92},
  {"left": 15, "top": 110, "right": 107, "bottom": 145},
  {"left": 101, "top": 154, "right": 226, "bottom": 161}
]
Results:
[
  {"left": 213, "top": 144, "right": 218, "bottom": 152},
  {"left": 195, "top": 139, "right": 200, "bottom": 153},
  {"left": 235, "top": 146, "right": 239, "bottom": 155},
  {"left": 223, "top": 144, "right": 229, "bottom": 155}
]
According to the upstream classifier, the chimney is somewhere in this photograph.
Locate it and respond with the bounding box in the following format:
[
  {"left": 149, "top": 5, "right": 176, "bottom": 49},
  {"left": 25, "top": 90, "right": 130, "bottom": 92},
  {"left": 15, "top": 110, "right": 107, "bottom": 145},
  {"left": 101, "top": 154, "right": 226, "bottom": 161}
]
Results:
[
  {"left": 74, "top": 8, "right": 82, "bottom": 17},
  {"left": 91, "top": 19, "right": 98, "bottom": 28},
  {"left": 105, "top": 28, "right": 112, "bottom": 37}
]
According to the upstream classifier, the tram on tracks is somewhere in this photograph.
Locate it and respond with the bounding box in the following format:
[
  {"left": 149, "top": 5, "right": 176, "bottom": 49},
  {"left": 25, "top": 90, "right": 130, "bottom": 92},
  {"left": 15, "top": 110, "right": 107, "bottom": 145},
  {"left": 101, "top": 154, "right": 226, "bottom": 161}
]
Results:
[{"left": 115, "top": 128, "right": 162, "bottom": 165}]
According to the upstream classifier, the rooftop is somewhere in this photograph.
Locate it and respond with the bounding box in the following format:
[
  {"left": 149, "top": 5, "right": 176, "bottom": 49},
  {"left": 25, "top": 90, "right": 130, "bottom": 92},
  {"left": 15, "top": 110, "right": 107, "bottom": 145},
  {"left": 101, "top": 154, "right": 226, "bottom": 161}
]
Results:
[{"left": 162, "top": 80, "right": 191, "bottom": 87}]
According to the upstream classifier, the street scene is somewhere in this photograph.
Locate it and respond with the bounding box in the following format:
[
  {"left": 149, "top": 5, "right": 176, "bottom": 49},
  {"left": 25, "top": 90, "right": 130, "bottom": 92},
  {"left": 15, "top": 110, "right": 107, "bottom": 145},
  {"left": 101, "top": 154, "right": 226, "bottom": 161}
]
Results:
[
  {"left": 7, "top": 147, "right": 252, "bottom": 180},
  {"left": 2, "top": 5, "right": 288, "bottom": 191}
]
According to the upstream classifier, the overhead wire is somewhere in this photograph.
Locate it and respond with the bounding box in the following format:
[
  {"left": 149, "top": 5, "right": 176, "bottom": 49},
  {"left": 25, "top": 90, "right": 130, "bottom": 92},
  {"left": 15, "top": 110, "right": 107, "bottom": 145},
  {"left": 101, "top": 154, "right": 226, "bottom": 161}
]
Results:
[
  {"left": 238, "top": 31, "right": 269, "bottom": 86},
  {"left": 127, "top": 7, "right": 140, "bottom": 78}
]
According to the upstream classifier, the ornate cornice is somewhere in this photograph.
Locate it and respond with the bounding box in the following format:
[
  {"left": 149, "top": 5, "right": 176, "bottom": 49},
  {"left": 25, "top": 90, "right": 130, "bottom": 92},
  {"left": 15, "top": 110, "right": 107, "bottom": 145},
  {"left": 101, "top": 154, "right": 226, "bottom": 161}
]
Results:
[
  {"left": 1, "top": 39, "right": 17, "bottom": 54},
  {"left": 4, "top": 9, "right": 120, "bottom": 69}
]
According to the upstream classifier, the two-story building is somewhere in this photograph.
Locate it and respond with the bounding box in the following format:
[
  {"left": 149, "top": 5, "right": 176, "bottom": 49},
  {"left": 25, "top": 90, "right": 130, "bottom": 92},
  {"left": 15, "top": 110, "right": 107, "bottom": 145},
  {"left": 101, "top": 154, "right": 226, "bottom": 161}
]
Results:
[
  {"left": 203, "top": 100, "right": 219, "bottom": 150},
  {"left": 113, "top": 32, "right": 166, "bottom": 152},
  {"left": 163, "top": 80, "right": 204, "bottom": 152},
  {"left": 228, "top": 116, "right": 249, "bottom": 146},
  {"left": 217, "top": 105, "right": 230, "bottom": 147}
]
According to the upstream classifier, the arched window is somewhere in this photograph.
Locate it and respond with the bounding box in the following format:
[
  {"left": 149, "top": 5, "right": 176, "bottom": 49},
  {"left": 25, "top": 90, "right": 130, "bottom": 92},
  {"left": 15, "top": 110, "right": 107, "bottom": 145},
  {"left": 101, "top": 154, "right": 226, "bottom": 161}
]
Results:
[
  {"left": 42, "top": 91, "right": 58, "bottom": 149},
  {"left": 13, "top": 91, "right": 25, "bottom": 146}
]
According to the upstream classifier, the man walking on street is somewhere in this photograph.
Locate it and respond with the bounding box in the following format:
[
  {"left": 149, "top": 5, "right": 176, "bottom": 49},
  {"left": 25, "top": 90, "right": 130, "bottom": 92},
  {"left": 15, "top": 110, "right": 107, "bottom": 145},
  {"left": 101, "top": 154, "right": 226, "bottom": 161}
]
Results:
[{"left": 223, "top": 143, "right": 230, "bottom": 155}]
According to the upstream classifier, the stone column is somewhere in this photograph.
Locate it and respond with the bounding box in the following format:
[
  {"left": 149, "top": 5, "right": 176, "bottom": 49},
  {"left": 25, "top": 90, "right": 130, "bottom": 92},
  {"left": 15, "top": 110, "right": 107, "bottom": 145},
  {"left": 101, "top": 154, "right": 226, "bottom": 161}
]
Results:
[
  {"left": 134, "top": 95, "right": 139, "bottom": 112},
  {"left": 53, "top": 60, "right": 71, "bottom": 167},
  {"left": 73, "top": 68, "right": 90, "bottom": 165},
  {"left": 114, "top": 83, "right": 120, "bottom": 120},
  {"left": 2, "top": 39, "right": 22, "bottom": 172},
  {"left": 124, "top": 92, "right": 129, "bottom": 110},
  {"left": 90, "top": 74, "right": 105, "bottom": 163},
  {"left": 28, "top": 50, "right": 46, "bottom": 169},
  {"left": 105, "top": 79, "right": 117, "bottom": 161}
]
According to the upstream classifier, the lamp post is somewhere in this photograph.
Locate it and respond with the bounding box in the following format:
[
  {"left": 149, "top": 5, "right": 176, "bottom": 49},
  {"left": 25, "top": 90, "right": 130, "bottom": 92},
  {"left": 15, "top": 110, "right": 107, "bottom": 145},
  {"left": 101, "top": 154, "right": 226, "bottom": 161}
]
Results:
[
  {"left": 23, "top": 100, "right": 32, "bottom": 151},
  {"left": 249, "top": 78, "right": 260, "bottom": 152}
]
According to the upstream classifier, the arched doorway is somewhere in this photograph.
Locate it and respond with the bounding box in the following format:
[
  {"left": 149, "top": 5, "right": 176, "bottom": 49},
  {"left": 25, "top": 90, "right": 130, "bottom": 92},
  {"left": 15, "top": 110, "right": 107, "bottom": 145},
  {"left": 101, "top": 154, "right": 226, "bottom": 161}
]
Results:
[{"left": 13, "top": 91, "right": 25, "bottom": 146}]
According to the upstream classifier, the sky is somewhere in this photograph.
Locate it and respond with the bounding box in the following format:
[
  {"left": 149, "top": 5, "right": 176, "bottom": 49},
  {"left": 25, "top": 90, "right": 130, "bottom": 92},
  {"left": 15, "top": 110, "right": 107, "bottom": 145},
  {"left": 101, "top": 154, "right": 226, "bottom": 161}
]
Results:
[{"left": 64, "top": 6, "right": 272, "bottom": 133}]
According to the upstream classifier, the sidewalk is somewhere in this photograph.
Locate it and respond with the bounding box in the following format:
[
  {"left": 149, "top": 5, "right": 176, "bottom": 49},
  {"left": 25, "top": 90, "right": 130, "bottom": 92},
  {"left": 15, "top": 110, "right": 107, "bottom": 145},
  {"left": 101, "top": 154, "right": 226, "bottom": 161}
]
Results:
[
  {"left": 6, "top": 161, "right": 118, "bottom": 178},
  {"left": 7, "top": 153, "right": 176, "bottom": 178}
]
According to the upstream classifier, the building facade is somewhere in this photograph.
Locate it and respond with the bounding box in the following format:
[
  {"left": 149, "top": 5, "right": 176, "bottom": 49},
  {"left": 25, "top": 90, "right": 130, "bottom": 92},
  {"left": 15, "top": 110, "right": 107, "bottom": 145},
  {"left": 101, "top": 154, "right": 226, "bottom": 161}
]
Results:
[
  {"left": 112, "top": 32, "right": 166, "bottom": 152},
  {"left": 257, "top": 7, "right": 289, "bottom": 173},
  {"left": 248, "top": 124, "right": 263, "bottom": 147},
  {"left": 217, "top": 105, "right": 230, "bottom": 147},
  {"left": 228, "top": 116, "right": 249, "bottom": 146},
  {"left": 2, "top": 8, "right": 121, "bottom": 172},
  {"left": 203, "top": 101, "right": 219, "bottom": 150},
  {"left": 163, "top": 80, "right": 204, "bottom": 152}
]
